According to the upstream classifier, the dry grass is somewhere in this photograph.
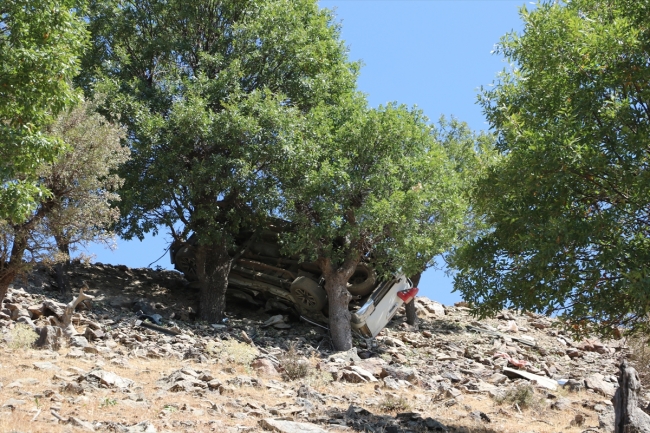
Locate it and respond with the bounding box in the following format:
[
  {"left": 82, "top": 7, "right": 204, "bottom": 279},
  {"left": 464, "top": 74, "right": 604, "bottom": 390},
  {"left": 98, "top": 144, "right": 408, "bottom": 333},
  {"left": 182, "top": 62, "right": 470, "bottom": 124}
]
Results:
[
  {"left": 278, "top": 343, "right": 310, "bottom": 381},
  {"left": 5, "top": 323, "right": 39, "bottom": 350},
  {"left": 0, "top": 344, "right": 607, "bottom": 433},
  {"left": 628, "top": 335, "right": 650, "bottom": 387}
]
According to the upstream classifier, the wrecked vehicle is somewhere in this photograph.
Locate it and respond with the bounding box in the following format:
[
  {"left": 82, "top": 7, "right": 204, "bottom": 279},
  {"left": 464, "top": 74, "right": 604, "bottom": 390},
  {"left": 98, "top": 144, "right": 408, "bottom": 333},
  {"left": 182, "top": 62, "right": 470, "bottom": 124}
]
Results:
[{"left": 170, "top": 224, "right": 418, "bottom": 338}]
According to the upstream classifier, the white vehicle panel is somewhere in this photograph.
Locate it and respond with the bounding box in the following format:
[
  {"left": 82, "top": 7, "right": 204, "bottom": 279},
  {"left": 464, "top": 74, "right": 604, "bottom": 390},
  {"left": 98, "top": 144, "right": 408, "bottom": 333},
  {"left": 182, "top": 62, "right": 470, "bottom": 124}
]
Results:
[{"left": 352, "top": 276, "right": 412, "bottom": 337}]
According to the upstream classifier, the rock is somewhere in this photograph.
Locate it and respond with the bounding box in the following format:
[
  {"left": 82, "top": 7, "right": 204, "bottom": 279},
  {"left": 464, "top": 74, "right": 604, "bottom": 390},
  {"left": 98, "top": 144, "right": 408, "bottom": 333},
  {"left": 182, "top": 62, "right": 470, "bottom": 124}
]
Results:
[
  {"left": 10, "top": 308, "right": 30, "bottom": 321},
  {"left": 487, "top": 373, "right": 509, "bottom": 385},
  {"left": 382, "top": 376, "right": 402, "bottom": 390},
  {"left": 27, "top": 304, "right": 44, "bottom": 318},
  {"left": 66, "top": 348, "right": 85, "bottom": 358},
  {"left": 252, "top": 358, "right": 279, "bottom": 377},
  {"left": 329, "top": 348, "right": 361, "bottom": 363},
  {"left": 85, "top": 370, "right": 134, "bottom": 389},
  {"left": 71, "top": 336, "right": 90, "bottom": 348},
  {"left": 33, "top": 361, "right": 55, "bottom": 370},
  {"left": 352, "top": 358, "right": 386, "bottom": 376},
  {"left": 380, "top": 367, "right": 420, "bottom": 386},
  {"left": 614, "top": 361, "right": 650, "bottom": 433},
  {"left": 469, "top": 410, "right": 491, "bottom": 423},
  {"left": 84, "top": 327, "right": 105, "bottom": 341},
  {"left": 207, "top": 379, "right": 223, "bottom": 391},
  {"left": 2, "top": 398, "right": 26, "bottom": 409},
  {"left": 16, "top": 315, "right": 35, "bottom": 328},
  {"left": 441, "top": 372, "right": 461, "bottom": 383},
  {"left": 42, "top": 300, "right": 65, "bottom": 317},
  {"left": 563, "top": 379, "right": 585, "bottom": 392},
  {"left": 125, "top": 421, "right": 157, "bottom": 432},
  {"left": 259, "top": 418, "right": 329, "bottom": 433},
  {"left": 599, "top": 407, "right": 616, "bottom": 432},
  {"left": 35, "top": 326, "right": 63, "bottom": 350},
  {"left": 346, "top": 366, "right": 378, "bottom": 382},
  {"left": 69, "top": 416, "right": 95, "bottom": 432},
  {"left": 340, "top": 370, "right": 368, "bottom": 383},
  {"left": 417, "top": 298, "right": 446, "bottom": 316},
  {"left": 502, "top": 367, "right": 557, "bottom": 390},
  {"left": 424, "top": 417, "right": 448, "bottom": 431},
  {"left": 585, "top": 373, "right": 616, "bottom": 398},
  {"left": 566, "top": 348, "right": 583, "bottom": 358},
  {"left": 529, "top": 319, "right": 550, "bottom": 329},
  {"left": 551, "top": 397, "right": 572, "bottom": 411}
]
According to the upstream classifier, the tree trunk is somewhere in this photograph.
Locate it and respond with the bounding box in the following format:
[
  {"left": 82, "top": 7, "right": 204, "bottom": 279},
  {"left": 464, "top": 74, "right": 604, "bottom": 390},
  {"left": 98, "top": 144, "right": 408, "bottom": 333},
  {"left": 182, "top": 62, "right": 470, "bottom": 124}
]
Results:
[
  {"left": 195, "top": 241, "right": 232, "bottom": 323},
  {"left": 321, "top": 257, "right": 357, "bottom": 351},
  {"left": 405, "top": 272, "right": 422, "bottom": 326},
  {"left": 0, "top": 229, "right": 28, "bottom": 305},
  {"left": 54, "top": 236, "right": 70, "bottom": 294},
  {"left": 0, "top": 271, "right": 15, "bottom": 307}
]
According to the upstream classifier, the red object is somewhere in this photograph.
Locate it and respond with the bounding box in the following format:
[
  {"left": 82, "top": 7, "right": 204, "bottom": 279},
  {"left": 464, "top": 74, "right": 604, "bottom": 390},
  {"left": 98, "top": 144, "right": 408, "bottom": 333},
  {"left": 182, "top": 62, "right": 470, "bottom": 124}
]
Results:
[{"left": 397, "top": 287, "right": 419, "bottom": 303}]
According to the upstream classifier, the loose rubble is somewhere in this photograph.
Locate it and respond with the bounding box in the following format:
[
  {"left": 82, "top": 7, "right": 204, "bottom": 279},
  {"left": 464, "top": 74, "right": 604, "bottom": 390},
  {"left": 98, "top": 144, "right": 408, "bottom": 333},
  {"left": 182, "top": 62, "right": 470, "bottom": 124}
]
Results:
[{"left": 0, "top": 261, "right": 645, "bottom": 432}]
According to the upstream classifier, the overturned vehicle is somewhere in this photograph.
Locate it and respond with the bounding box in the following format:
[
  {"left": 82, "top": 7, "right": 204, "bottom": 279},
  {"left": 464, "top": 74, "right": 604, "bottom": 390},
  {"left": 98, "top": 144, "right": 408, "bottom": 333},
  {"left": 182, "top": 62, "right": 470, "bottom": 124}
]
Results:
[{"left": 170, "top": 226, "right": 418, "bottom": 338}]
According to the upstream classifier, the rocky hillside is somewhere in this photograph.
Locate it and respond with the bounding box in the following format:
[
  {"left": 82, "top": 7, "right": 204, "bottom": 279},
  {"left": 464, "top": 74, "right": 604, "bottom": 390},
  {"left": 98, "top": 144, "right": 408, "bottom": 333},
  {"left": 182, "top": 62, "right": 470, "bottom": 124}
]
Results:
[{"left": 0, "top": 262, "right": 640, "bottom": 433}]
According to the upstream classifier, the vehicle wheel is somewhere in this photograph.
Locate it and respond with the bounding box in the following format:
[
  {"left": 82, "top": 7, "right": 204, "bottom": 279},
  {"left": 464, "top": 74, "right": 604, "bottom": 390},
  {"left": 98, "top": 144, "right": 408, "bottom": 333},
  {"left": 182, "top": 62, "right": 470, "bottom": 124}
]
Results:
[
  {"left": 347, "top": 263, "right": 376, "bottom": 296},
  {"left": 290, "top": 276, "right": 327, "bottom": 312},
  {"left": 174, "top": 245, "right": 197, "bottom": 281}
]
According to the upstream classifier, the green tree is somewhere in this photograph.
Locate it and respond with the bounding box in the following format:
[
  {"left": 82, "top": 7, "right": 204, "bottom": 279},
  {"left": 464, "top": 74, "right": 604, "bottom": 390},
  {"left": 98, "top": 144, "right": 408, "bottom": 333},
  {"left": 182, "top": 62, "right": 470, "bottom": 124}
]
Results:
[
  {"left": 81, "top": 0, "right": 359, "bottom": 322},
  {"left": 39, "top": 98, "right": 129, "bottom": 292},
  {"left": 0, "top": 98, "right": 128, "bottom": 301},
  {"left": 279, "top": 100, "right": 473, "bottom": 350},
  {"left": 0, "top": 0, "right": 88, "bottom": 222},
  {"left": 451, "top": 0, "right": 650, "bottom": 337}
]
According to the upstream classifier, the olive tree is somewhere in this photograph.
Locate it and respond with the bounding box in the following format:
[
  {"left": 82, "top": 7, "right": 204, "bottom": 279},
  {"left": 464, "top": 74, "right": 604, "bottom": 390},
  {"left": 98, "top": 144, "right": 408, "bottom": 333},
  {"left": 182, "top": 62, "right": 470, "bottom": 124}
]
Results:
[
  {"left": 0, "top": 99, "right": 128, "bottom": 301},
  {"left": 39, "top": 99, "right": 129, "bottom": 292},
  {"left": 80, "top": 0, "right": 359, "bottom": 322},
  {"left": 450, "top": 0, "right": 650, "bottom": 337}
]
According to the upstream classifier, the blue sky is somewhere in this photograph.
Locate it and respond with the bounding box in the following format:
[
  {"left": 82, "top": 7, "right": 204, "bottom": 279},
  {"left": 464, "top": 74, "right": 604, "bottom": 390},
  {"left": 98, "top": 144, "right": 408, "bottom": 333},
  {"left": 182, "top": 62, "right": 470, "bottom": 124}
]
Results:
[{"left": 78, "top": 1, "right": 527, "bottom": 306}]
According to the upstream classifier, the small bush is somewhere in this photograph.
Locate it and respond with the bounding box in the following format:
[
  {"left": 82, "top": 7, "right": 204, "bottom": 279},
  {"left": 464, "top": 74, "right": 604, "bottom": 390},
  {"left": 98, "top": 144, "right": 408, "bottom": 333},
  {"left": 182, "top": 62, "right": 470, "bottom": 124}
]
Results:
[
  {"left": 279, "top": 343, "right": 310, "bottom": 381},
  {"left": 206, "top": 339, "right": 258, "bottom": 366},
  {"left": 7, "top": 323, "right": 38, "bottom": 349},
  {"left": 494, "top": 384, "right": 543, "bottom": 410},
  {"left": 379, "top": 395, "right": 411, "bottom": 413},
  {"left": 628, "top": 335, "right": 650, "bottom": 388}
]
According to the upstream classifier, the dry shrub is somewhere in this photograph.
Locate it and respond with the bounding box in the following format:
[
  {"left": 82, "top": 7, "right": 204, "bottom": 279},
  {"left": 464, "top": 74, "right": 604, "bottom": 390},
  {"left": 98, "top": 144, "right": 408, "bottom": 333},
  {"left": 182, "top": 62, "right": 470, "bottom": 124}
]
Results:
[
  {"left": 379, "top": 394, "right": 411, "bottom": 413},
  {"left": 494, "top": 384, "right": 544, "bottom": 411},
  {"left": 7, "top": 323, "right": 38, "bottom": 349},
  {"left": 206, "top": 339, "right": 258, "bottom": 366},
  {"left": 628, "top": 335, "right": 650, "bottom": 387},
  {"left": 279, "top": 343, "right": 310, "bottom": 381}
]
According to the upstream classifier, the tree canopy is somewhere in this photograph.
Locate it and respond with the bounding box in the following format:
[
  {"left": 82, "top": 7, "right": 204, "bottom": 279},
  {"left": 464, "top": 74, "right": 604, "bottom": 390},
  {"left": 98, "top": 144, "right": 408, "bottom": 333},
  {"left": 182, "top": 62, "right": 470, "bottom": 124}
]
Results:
[
  {"left": 0, "top": 97, "right": 128, "bottom": 301},
  {"left": 81, "top": 0, "right": 359, "bottom": 321},
  {"left": 0, "top": 0, "right": 88, "bottom": 222},
  {"left": 450, "top": 0, "right": 650, "bottom": 337},
  {"left": 278, "top": 97, "right": 487, "bottom": 349}
]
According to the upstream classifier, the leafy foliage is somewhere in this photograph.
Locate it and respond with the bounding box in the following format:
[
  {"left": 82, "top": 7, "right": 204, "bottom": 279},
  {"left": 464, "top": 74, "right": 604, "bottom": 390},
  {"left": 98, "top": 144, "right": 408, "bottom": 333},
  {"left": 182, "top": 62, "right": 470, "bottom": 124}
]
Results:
[
  {"left": 277, "top": 99, "right": 486, "bottom": 349},
  {"left": 451, "top": 0, "right": 650, "bottom": 337},
  {"left": 81, "top": 0, "right": 359, "bottom": 321},
  {"left": 38, "top": 98, "right": 129, "bottom": 257},
  {"left": 280, "top": 101, "right": 484, "bottom": 283},
  {"left": 0, "top": 98, "right": 128, "bottom": 298},
  {"left": 0, "top": 0, "right": 88, "bottom": 222}
]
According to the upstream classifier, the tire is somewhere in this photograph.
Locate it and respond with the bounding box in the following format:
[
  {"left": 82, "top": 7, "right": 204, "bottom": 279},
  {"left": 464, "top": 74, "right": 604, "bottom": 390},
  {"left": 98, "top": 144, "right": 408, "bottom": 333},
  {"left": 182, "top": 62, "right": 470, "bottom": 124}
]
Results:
[
  {"left": 347, "top": 263, "right": 376, "bottom": 296},
  {"left": 174, "top": 245, "right": 197, "bottom": 281},
  {"left": 290, "top": 276, "right": 327, "bottom": 312}
]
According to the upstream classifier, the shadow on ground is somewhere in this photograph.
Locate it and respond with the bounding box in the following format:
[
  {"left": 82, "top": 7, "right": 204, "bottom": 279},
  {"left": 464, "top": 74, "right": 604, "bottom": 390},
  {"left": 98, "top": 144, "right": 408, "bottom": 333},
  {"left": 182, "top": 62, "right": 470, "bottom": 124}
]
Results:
[{"left": 321, "top": 404, "right": 505, "bottom": 433}]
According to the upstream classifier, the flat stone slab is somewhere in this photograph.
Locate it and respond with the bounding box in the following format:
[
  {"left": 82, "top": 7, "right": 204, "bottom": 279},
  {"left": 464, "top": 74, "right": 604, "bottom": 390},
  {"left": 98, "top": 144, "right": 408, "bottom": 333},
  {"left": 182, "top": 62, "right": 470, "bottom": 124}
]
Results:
[
  {"left": 260, "top": 418, "right": 329, "bottom": 433},
  {"left": 503, "top": 367, "right": 557, "bottom": 390}
]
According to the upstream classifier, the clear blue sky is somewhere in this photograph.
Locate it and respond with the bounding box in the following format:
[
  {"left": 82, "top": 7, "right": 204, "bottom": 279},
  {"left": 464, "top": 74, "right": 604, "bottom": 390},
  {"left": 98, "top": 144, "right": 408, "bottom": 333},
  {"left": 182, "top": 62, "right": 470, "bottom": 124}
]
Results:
[{"left": 78, "top": 1, "right": 527, "bottom": 306}]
